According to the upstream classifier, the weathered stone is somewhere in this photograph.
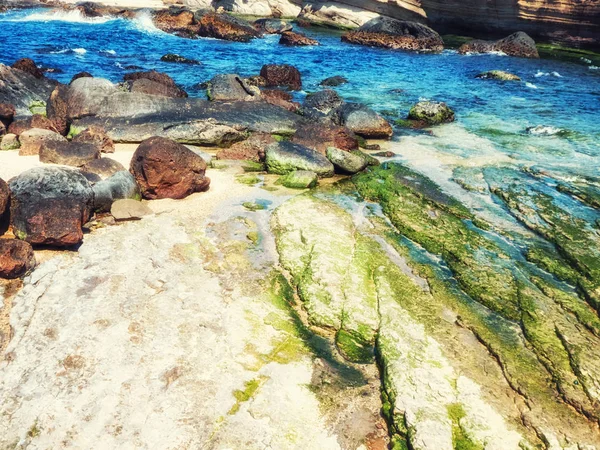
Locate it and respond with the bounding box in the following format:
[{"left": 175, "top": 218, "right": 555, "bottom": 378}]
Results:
[
  {"left": 9, "top": 166, "right": 94, "bottom": 246},
  {"left": 278, "top": 170, "right": 318, "bottom": 189},
  {"left": 81, "top": 158, "right": 126, "bottom": 179},
  {"left": 70, "top": 71, "right": 93, "bottom": 84},
  {"left": 476, "top": 70, "right": 521, "bottom": 81},
  {"left": 12, "top": 58, "right": 44, "bottom": 79},
  {"left": 319, "top": 76, "right": 348, "bottom": 87},
  {"left": 216, "top": 133, "right": 274, "bottom": 162},
  {"left": 407, "top": 101, "right": 455, "bottom": 126},
  {"left": 458, "top": 32, "right": 539, "bottom": 58},
  {"left": 259, "top": 64, "right": 302, "bottom": 91},
  {"left": 0, "top": 239, "right": 35, "bottom": 279},
  {"left": 0, "top": 178, "right": 8, "bottom": 232},
  {"left": 130, "top": 136, "right": 211, "bottom": 199},
  {"left": 46, "top": 84, "right": 70, "bottom": 135},
  {"left": 198, "top": 13, "right": 261, "bottom": 42},
  {"left": 1, "top": 134, "right": 19, "bottom": 151},
  {"left": 332, "top": 103, "right": 393, "bottom": 138},
  {"left": 8, "top": 115, "right": 58, "bottom": 136},
  {"left": 19, "top": 128, "right": 67, "bottom": 156},
  {"left": 279, "top": 31, "right": 319, "bottom": 46},
  {"left": 265, "top": 141, "right": 334, "bottom": 177},
  {"left": 153, "top": 7, "right": 197, "bottom": 37},
  {"left": 39, "top": 141, "right": 100, "bottom": 167},
  {"left": 0, "top": 103, "right": 15, "bottom": 128},
  {"left": 111, "top": 199, "right": 152, "bottom": 221},
  {"left": 207, "top": 74, "right": 260, "bottom": 101},
  {"left": 0, "top": 64, "right": 56, "bottom": 116},
  {"left": 72, "top": 126, "right": 115, "bottom": 153},
  {"left": 253, "top": 18, "right": 292, "bottom": 34},
  {"left": 124, "top": 70, "right": 187, "bottom": 98},
  {"left": 292, "top": 122, "right": 359, "bottom": 154},
  {"left": 326, "top": 146, "right": 368, "bottom": 174},
  {"left": 92, "top": 170, "right": 141, "bottom": 212},
  {"left": 303, "top": 90, "right": 344, "bottom": 114},
  {"left": 260, "top": 89, "right": 299, "bottom": 112}
]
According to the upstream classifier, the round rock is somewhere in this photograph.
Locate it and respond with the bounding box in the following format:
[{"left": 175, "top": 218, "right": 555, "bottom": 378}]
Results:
[{"left": 0, "top": 239, "right": 36, "bottom": 279}]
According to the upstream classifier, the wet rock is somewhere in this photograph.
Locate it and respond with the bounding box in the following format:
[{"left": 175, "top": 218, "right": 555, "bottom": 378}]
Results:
[
  {"left": 9, "top": 166, "right": 94, "bottom": 247},
  {"left": 265, "top": 141, "right": 334, "bottom": 177},
  {"left": 72, "top": 126, "right": 115, "bottom": 153},
  {"left": 0, "top": 64, "right": 56, "bottom": 116},
  {"left": 260, "top": 89, "right": 299, "bottom": 112},
  {"left": 278, "top": 170, "right": 318, "bottom": 189},
  {"left": 70, "top": 72, "right": 93, "bottom": 84},
  {"left": 8, "top": 115, "right": 58, "bottom": 136},
  {"left": 1, "top": 134, "right": 19, "bottom": 151},
  {"left": 476, "top": 70, "right": 521, "bottom": 81},
  {"left": 92, "top": 170, "right": 141, "bottom": 212},
  {"left": 0, "top": 239, "right": 36, "bottom": 279},
  {"left": 458, "top": 32, "right": 539, "bottom": 58},
  {"left": 153, "top": 7, "right": 197, "bottom": 37},
  {"left": 0, "top": 103, "right": 15, "bottom": 128},
  {"left": 130, "top": 136, "right": 211, "bottom": 199},
  {"left": 253, "top": 18, "right": 292, "bottom": 34},
  {"left": 332, "top": 103, "right": 393, "bottom": 138},
  {"left": 160, "top": 54, "right": 201, "bottom": 65},
  {"left": 111, "top": 199, "right": 152, "bottom": 221},
  {"left": 319, "top": 76, "right": 348, "bottom": 87},
  {"left": 124, "top": 70, "right": 187, "bottom": 98},
  {"left": 407, "top": 101, "right": 455, "bottom": 126},
  {"left": 46, "top": 84, "right": 70, "bottom": 135},
  {"left": 279, "top": 31, "right": 319, "bottom": 46},
  {"left": 81, "top": 157, "right": 126, "bottom": 179},
  {"left": 292, "top": 122, "right": 359, "bottom": 154},
  {"left": 342, "top": 17, "right": 444, "bottom": 52},
  {"left": 216, "top": 133, "right": 274, "bottom": 162},
  {"left": 260, "top": 64, "right": 302, "bottom": 91},
  {"left": 326, "top": 146, "right": 368, "bottom": 174},
  {"left": 39, "top": 141, "right": 101, "bottom": 167},
  {"left": 19, "top": 128, "right": 67, "bottom": 156},
  {"left": 207, "top": 74, "right": 260, "bottom": 102},
  {"left": 303, "top": 89, "right": 344, "bottom": 114},
  {"left": 11, "top": 58, "right": 44, "bottom": 79},
  {"left": 198, "top": 13, "right": 261, "bottom": 42}
]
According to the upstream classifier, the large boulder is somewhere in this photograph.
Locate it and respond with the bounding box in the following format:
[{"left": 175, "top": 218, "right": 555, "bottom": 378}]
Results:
[
  {"left": 81, "top": 158, "right": 126, "bottom": 179},
  {"left": 19, "top": 128, "right": 67, "bottom": 156},
  {"left": 265, "top": 141, "right": 334, "bottom": 177},
  {"left": 458, "top": 32, "right": 539, "bottom": 58},
  {"left": 46, "top": 84, "right": 70, "bottom": 136},
  {"left": 259, "top": 64, "right": 302, "bottom": 91},
  {"left": 0, "top": 64, "right": 56, "bottom": 116},
  {"left": 342, "top": 17, "right": 444, "bottom": 52},
  {"left": 279, "top": 31, "right": 319, "bottom": 46},
  {"left": 8, "top": 115, "right": 58, "bottom": 136},
  {"left": 130, "top": 136, "right": 211, "bottom": 199},
  {"left": 207, "top": 74, "right": 260, "bottom": 101},
  {"left": 12, "top": 58, "right": 45, "bottom": 80},
  {"left": 326, "top": 146, "right": 368, "bottom": 174},
  {"left": 93, "top": 171, "right": 141, "bottom": 212},
  {"left": 303, "top": 90, "right": 344, "bottom": 114},
  {"left": 39, "top": 141, "right": 101, "bottom": 167},
  {"left": 124, "top": 71, "right": 188, "bottom": 98},
  {"left": 152, "top": 7, "right": 197, "bottom": 37},
  {"left": 407, "top": 101, "right": 455, "bottom": 126},
  {"left": 66, "top": 77, "right": 118, "bottom": 121},
  {"left": 9, "top": 167, "right": 94, "bottom": 247},
  {"left": 0, "top": 239, "right": 36, "bottom": 279},
  {"left": 260, "top": 89, "right": 300, "bottom": 112},
  {"left": 292, "top": 122, "right": 358, "bottom": 154},
  {"left": 332, "top": 103, "right": 393, "bottom": 138},
  {"left": 72, "top": 126, "right": 115, "bottom": 153},
  {"left": 216, "top": 133, "right": 274, "bottom": 162},
  {"left": 0, "top": 103, "right": 15, "bottom": 129},
  {"left": 253, "top": 18, "right": 292, "bottom": 34},
  {"left": 197, "top": 13, "right": 261, "bottom": 42}
]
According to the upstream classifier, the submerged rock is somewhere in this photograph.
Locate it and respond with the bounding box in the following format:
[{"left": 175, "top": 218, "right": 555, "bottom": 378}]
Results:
[
  {"left": 332, "top": 103, "right": 393, "bottom": 138},
  {"left": 0, "top": 239, "right": 36, "bottom": 279},
  {"left": 160, "top": 54, "right": 201, "bottom": 65},
  {"left": 197, "top": 13, "right": 261, "bottom": 42},
  {"left": 303, "top": 89, "right": 343, "bottom": 114},
  {"left": 407, "top": 101, "right": 455, "bottom": 126},
  {"left": 259, "top": 64, "right": 302, "bottom": 91},
  {"left": 326, "top": 146, "right": 367, "bottom": 174},
  {"left": 265, "top": 141, "right": 334, "bottom": 177},
  {"left": 342, "top": 16, "right": 444, "bottom": 52},
  {"left": 319, "top": 76, "right": 348, "bottom": 87},
  {"left": 130, "top": 136, "right": 210, "bottom": 200},
  {"left": 279, "top": 31, "right": 319, "bottom": 46},
  {"left": 476, "top": 70, "right": 521, "bottom": 81},
  {"left": 9, "top": 166, "right": 94, "bottom": 247},
  {"left": 253, "top": 18, "right": 292, "bottom": 34},
  {"left": 458, "top": 32, "right": 539, "bottom": 58},
  {"left": 278, "top": 170, "right": 318, "bottom": 189}
]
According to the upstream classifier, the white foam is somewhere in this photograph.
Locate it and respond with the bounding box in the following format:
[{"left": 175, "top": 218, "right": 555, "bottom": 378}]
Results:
[
  {"left": 590, "top": 66, "right": 599, "bottom": 71},
  {"left": 535, "top": 71, "right": 562, "bottom": 78},
  {"left": 5, "top": 9, "right": 115, "bottom": 24},
  {"left": 101, "top": 49, "right": 117, "bottom": 55},
  {"left": 525, "top": 82, "right": 538, "bottom": 89},
  {"left": 73, "top": 48, "right": 87, "bottom": 55},
  {"left": 527, "top": 125, "right": 563, "bottom": 136},
  {"left": 130, "top": 10, "right": 163, "bottom": 35}
]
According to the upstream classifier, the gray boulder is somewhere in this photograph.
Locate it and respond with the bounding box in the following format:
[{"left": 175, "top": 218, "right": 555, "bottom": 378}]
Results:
[
  {"left": 408, "top": 101, "right": 455, "bottom": 125},
  {"left": 81, "top": 157, "right": 127, "bottom": 179},
  {"left": 265, "top": 141, "right": 334, "bottom": 178},
  {"left": 326, "top": 147, "right": 368, "bottom": 174},
  {"left": 111, "top": 199, "right": 152, "bottom": 221},
  {"left": 0, "top": 64, "right": 56, "bottom": 116},
  {"left": 93, "top": 171, "right": 141, "bottom": 213},
  {"left": 207, "top": 74, "right": 260, "bottom": 102},
  {"left": 39, "top": 141, "right": 100, "bottom": 167},
  {"left": 253, "top": 18, "right": 292, "bottom": 34},
  {"left": 332, "top": 103, "right": 393, "bottom": 138},
  {"left": 303, "top": 90, "right": 344, "bottom": 114}
]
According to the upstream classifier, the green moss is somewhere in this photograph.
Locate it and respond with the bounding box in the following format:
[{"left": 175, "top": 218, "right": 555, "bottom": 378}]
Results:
[
  {"left": 14, "top": 229, "right": 27, "bottom": 240},
  {"left": 228, "top": 377, "right": 265, "bottom": 415},
  {"left": 67, "top": 125, "right": 85, "bottom": 140},
  {"left": 28, "top": 100, "right": 46, "bottom": 116},
  {"left": 246, "top": 231, "right": 260, "bottom": 245},
  {"left": 27, "top": 421, "right": 41, "bottom": 438},
  {"left": 236, "top": 174, "right": 261, "bottom": 186},
  {"left": 537, "top": 43, "right": 600, "bottom": 66},
  {"left": 243, "top": 201, "right": 266, "bottom": 211},
  {"left": 272, "top": 134, "right": 291, "bottom": 142},
  {"left": 241, "top": 161, "right": 266, "bottom": 172},
  {"left": 335, "top": 329, "right": 374, "bottom": 364},
  {"left": 394, "top": 119, "right": 414, "bottom": 128}
]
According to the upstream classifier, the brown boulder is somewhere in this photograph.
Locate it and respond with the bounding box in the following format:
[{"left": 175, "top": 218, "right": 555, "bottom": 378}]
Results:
[
  {"left": 81, "top": 158, "right": 126, "bottom": 179},
  {"left": 130, "top": 136, "right": 210, "bottom": 199},
  {"left": 153, "top": 8, "right": 197, "bottom": 37},
  {"left": 39, "top": 141, "right": 101, "bottom": 167},
  {"left": 129, "top": 78, "right": 188, "bottom": 98},
  {"left": 260, "top": 89, "right": 300, "bottom": 112},
  {"left": 216, "top": 133, "right": 275, "bottom": 162},
  {"left": 279, "top": 31, "right": 319, "bottom": 46},
  {"left": 19, "top": 128, "right": 67, "bottom": 156},
  {"left": 292, "top": 122, "right": 359, "bottom": 154},
  {"left": 70, "top": 72, "right": 93, "bottom": 84},
  {"left": 0, "top": 103, "right": 15, "bottom": 128},
  {"left": 0, "top": 239, "right": 36, "bottom": 279},
  {"left": 12, "top": 58, "right": 45, "bottom": 79},
  {"left": 8, "top": 114, "right": 58, "bottom": 136},
  {"left": 46, "top": 84, "right": 70, "bottom": 135},
  {"left": 198, "top": 13, "right": 261, "bottom": 42},
  {"left": 259, "top": 64, "right": 302, "bottom": 91},
  {"left": 73, "top": 126, "right": 114, "bottom": 153},
  {"left": 458, "top": 32, "right": 539, "bottom": 58},
  {"left": 124, "top": 71, "right": 187, "bottom": 98},
  {"left": 0, "top": 178, "right": 9, "bottom": 234}
]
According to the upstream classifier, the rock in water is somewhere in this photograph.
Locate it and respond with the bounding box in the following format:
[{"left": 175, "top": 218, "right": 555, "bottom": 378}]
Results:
[
  {"left": 476, "top": 70, "right": 521, "bottom": 81},
  {"left": 303, "top": 90, "right": 344, "bottom": 114},
  {"left": 160, "top": 54, "right": 200, "bottom": 65},
  {"left": 458, "top": 32, "right": 539, "bottom": 58},
  {"left": 259, "top": 64, "right": 302, "bottom": 91},
  {"left": 207, "top": 74, "right": 260, "bottom": 101},
  {"left": 253, "top": 18, "right": 292, "bottom": 34},
  {"left": 111, "top": 199, "right": 152, "bottom": 221},
  {"left": 11, "top": 58, "right": 45, "bottom": 80},
  {"left": 92, "top": 171, "right": 141, "bottom": 212},
  {"left": 408, "top": 101, "right": 455, "bottom": 125},
  {"left": 39, "top": 141, "right": 101, "bottom": 167},
  {"left": 152, "top": 7, "right": 196, "bottom": 37},
  {"left": 279, "top": 31, "right": 319, "bottom": 46},
  {"left": 332, "top": 103, "right": 393, "bottom": 138},
  {"left": 319, "top": 76, "right": 348, "bottom": 87},
  {"left": 9, "top": 167, "right": 94, "bottom": 247},
  {"left": 265, "top": 141, "right": 334, "bottom": 177},
  {"left": 326, "top": 146, "right": 368, "bottom": 174},
  {"left": 0, "top": 239, "right": 36, "bottom": 279},
  {"left": 18, "top": 128, "right": 67, "bottom": 156},
  {"left": 197, "top": 13, "right": 261, "bottom": 42},
  {"left": 130, "top": 136, "right": 211, "bottom": 199},
  {"left": 278, "top": 170, "right": 318, "bottom": 189},
  {"left": 342, "top": 16, "right": 444, "bottom": 52}
]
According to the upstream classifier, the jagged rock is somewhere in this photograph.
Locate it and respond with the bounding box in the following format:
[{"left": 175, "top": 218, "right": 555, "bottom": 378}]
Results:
[
  {"left": 407, "top": 101, "right": 455, "bottom": 125},
  {"left": 303, "top": 90, "right": 344, "bottom": 114},
  {"left": 319, "top": 76, "right": 348, "bottom": 87},
  {"left": 39, "top": 140, "right": 100, "bottom": 167},
  {"left": 124, "top": 70, "right": 187, "bottom": 98},
  {"left": 260, "top": 89, "right": 299, "bottom": 111},
  {"left": 476, "top": 70, "right": 521, "bottom": 81},
  {"left": 160, "top": 54, "right": 201, "bottom": 65},
  {"left": 153, "top": 7, "right": 197, "bottom": 37},
  {"left": 279, "top": 31, "right": 319, "bottom": 46},
  {"left": 111, "top": 199, "right": 153, "bottom": 221},
  {"left": 0, "top": 64, "right": 56, "bottom": 116},
  {"left": 332, "top": 103, "right": 393, "bottom": 138},
  {"left": 265, "top": 141, "right": 334, "bottom": 177},
  {"left": 1, "top": 134, "right": 19, "bottom": 151},
  {"left": 198, "top": 13, "right": 261, "bottom": 42},
  {"left": 207, "top": 74, "right": 260, "bottom": 101},
  {"left": 8, "top": 115, "right": 58, "bottom": 136},
  {"left": 458, "top": 32, "right": 539, "bottom": 58},
  {"left": 92, "top": 170, "right": 141, "bottom": 212},
  {"left": 18, "top": 128, "right": 67, "bottom": 156},
  {"left": 216, "top": 133, "right": 274, "bottom": 162},
  {"left": 292, "top": 122, "right": 358, "bottom": 154},
  {"left": 342, "top": 16, "right": 444, "bottom": 52},
  {"left": 46, "top": 84, "right": 70, "bottom": 135},
  {"left": 259, "top": 64, "right": 302, "bottom": 91},
  {"left": 253, "top": 18, "right": 292, "bottom": 34},
  {"left": 127, "top": 77, "right": 188, "bottom": 99},
  {"left": 70, "top": 72, "right": 93, "bottom": 84},
  {"left": 0, "top": 239, "right": 35, "bottom": 279},
  {"left": 11, "top": 58, "right": 44, "bottom": 79},
  {"left": 130, "top": 136, "right": 211, "bottom": 199},
  {"left": 81, "top": 158, "right": 126, "bottom": 179},
  {"left": 9, "top": 166, "right": 94, "bottom": 246},
  {"left": 326, "top": 146, "right": 368, "bottom": 174},
  {"left": 72, "top": 126, "right": 115, "bottom": 153},
  {"left": 278, "top": 170, "right": 318, "bottom": 189}
]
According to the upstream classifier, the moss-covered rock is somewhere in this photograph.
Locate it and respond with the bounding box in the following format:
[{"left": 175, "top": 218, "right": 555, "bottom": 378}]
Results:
[
  {"left": 277, "top": 170, "right": 318, "bottom": 189},
  {"left": 407, "top": 101, "right": 455, "bottom": 126},
  {"left": 475, "top": 70, "right": 521, "bottom": 81}
]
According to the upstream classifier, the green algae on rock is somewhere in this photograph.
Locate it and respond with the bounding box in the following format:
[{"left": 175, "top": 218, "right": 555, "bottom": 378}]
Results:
[
  {"left": 277, "top": 170, "right": 318, "bottom": 189},
  {"left": 475, "top": 70, "right": 521, "bottom": 81}
]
